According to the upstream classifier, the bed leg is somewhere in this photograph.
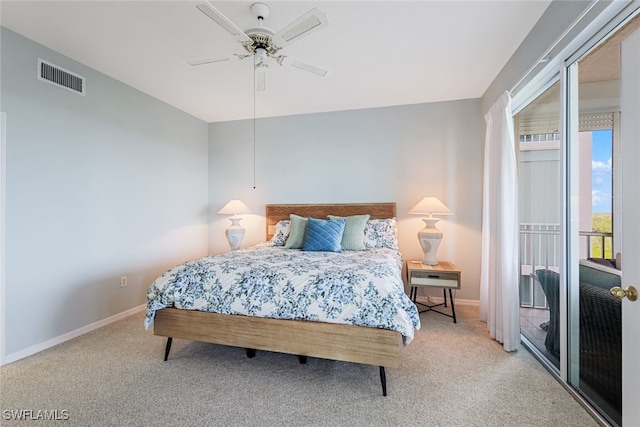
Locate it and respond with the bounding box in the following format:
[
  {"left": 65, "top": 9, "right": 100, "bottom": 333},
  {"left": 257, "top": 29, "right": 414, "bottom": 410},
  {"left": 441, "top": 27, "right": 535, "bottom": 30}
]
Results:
[
  {"left": 297, "top": 355, "right": 307, "bottom": 364},
  {"left": 164, "top": 337, "right": 173, "bottom": 361},
  {"left": 245, "top": 348, "right": 256, "bottom": 358},
  {"left": 379, "top": 366, "right": 387, "bottom": 396}
]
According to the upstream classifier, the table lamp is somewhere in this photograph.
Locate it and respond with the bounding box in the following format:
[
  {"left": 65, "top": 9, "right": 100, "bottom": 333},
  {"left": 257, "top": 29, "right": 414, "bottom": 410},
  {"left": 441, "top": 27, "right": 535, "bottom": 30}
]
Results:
[
  {"left": 217, "top": 199, "right": 252, "bottom": 250},
  {"left": 408, "top": 197, "right": 453, "bottom": 265}
]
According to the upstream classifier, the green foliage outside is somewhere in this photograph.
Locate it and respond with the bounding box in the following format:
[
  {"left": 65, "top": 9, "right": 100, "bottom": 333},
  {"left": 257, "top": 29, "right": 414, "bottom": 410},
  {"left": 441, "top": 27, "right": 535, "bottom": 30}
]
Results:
[{"left": 591, "top": 213, "right": 612, "bottom": 258}]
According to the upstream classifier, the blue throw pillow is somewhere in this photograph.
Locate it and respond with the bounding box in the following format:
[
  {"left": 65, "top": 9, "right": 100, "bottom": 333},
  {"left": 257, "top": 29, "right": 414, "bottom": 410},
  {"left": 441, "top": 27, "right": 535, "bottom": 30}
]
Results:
[{"left": 302, "top": 217, "right": 346, "bottom": 252}]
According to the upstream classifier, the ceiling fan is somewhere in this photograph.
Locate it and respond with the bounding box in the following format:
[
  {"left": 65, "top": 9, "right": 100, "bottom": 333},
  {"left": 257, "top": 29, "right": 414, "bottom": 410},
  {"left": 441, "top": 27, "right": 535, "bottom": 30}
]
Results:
[{"left": 190, "top": 1, "right": 330, "bottom": 92}]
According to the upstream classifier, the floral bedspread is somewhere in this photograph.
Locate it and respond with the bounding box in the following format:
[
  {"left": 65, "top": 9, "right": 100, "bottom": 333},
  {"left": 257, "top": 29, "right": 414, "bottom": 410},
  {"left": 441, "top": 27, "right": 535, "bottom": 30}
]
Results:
[{"left": 145, "top": 245, "right": 421, "bottom": 344}]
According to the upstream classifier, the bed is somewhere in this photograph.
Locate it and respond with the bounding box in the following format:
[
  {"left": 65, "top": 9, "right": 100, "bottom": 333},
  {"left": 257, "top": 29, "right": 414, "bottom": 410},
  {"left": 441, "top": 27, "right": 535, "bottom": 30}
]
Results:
[{"left": 145, "top": 203, "right": 420, "bottom": 395}]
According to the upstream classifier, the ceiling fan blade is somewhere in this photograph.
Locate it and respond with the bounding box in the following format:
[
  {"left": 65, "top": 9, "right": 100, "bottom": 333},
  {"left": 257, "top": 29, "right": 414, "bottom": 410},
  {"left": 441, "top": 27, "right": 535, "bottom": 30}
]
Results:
[
  {"left": 256, "top": 70, "right": 266, "bottom": 92},
  {"left": 196, "top": 2, "right": 252, "bottom": 44},
  {"left": 186, "top": 57, "right": 230, "bottom": 66},
  {"left": 289, "top": 59, "right": 330, "bottom": 78},
  {"left": 273, "top": 8, "right": 328, "bottom": 47}
]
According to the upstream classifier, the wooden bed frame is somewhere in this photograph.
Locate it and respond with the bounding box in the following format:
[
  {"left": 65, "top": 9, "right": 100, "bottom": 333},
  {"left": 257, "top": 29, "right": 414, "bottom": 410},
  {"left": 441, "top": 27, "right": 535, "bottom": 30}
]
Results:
[{"left": 154, "top": 202, "right": 403, "bottom": 396}]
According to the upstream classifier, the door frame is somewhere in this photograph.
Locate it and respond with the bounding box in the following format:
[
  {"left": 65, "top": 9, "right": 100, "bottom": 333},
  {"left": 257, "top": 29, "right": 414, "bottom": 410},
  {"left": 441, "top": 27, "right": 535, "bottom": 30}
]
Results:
[
  {"left": 0, "top": 111, "right": 6, "bottom": 366},
  {"left": 620, "top": 27, "right": 640, "bottom": 425}
]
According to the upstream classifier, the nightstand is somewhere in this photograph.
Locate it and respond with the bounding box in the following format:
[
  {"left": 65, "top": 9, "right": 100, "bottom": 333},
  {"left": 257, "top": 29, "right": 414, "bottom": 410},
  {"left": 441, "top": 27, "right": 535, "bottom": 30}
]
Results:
[{"left": 405, "top": 260, "right": 461, "bottom": 323}]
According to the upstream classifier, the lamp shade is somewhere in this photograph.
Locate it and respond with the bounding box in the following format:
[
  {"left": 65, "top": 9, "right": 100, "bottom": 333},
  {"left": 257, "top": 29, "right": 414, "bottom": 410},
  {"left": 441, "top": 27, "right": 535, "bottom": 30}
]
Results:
[
  {"left": 217, "top": 199, "right": 252, "bottom": 216},
  {"left": 408, "top": 197, "right": 453, "bottom": 216}
]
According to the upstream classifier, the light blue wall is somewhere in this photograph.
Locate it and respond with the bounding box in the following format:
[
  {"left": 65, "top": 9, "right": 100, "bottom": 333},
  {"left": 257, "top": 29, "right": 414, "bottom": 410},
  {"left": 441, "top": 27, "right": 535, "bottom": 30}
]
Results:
[
  {"left": 1, "top": 28, "right": 209, "bottom": 357},
  {"left": 208, "top": 100, "right": 484, "bottom": 302}
]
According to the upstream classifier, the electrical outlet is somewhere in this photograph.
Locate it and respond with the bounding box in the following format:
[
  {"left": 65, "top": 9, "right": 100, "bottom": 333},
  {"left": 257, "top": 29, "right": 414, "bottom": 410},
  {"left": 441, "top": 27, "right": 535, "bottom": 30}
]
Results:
[{"left": 120, "top": 276, "right": 127, "bottom": 287}]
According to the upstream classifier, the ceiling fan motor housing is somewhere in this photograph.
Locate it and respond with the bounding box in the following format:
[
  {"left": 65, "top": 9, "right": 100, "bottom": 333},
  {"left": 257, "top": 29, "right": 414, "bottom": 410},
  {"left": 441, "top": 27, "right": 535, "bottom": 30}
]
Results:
[
  {"left": 243, "top": 3, "right": 282, "bottom": 65},
  {"left": 241, "top": 24, "right": 284, "bottom": 66},
  {"left": 247, "top": 32, "right": 273, "bottom": 50}
]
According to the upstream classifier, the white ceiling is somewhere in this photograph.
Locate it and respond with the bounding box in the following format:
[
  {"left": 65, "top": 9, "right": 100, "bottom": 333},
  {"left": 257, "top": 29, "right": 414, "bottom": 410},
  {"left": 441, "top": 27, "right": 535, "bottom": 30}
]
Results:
[{"left": 1, "top": 1, "right": 551, "bottom": 123}]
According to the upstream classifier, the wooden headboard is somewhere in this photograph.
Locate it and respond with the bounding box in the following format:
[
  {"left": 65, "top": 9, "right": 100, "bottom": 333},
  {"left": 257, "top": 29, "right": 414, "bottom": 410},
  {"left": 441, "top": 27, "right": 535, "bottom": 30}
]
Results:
[{"left": 265, "top": 203, "right": 396, "bottom": 240}]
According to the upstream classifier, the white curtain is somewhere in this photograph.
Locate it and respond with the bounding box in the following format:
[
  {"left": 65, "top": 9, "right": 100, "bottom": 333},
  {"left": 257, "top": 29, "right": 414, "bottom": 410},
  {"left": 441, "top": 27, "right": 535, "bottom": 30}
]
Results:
[{"left": 479, "top": 91, "right": 520, "bottom": 352}]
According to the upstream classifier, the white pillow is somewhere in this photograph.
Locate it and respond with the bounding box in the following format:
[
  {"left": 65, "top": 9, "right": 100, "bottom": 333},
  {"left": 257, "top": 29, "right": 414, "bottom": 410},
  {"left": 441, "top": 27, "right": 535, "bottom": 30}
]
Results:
[
  {"left": 269, "top": 220, "right": 290, "bottom": 246},
  {"left": 364, "top": 218, "right": 398, "bottom": 250}
]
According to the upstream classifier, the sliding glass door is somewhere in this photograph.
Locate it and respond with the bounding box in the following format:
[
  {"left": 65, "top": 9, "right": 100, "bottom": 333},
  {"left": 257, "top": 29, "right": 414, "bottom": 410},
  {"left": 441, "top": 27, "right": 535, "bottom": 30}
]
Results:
[
  {"left": 565, "top": 14, "right": 640, "bottom": 426},
  {"left": 516, "top": 82, "right": 562, "bottom": 371},
  {"left": 516, "top": 10, "right": 639, "bottom": 426}
]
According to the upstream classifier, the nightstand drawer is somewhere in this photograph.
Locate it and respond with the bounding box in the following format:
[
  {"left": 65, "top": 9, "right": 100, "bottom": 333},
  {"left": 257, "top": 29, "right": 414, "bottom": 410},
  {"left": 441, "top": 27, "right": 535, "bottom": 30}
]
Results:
[{"left": 409, "top": 271, "right": 459, "bottom": 288}]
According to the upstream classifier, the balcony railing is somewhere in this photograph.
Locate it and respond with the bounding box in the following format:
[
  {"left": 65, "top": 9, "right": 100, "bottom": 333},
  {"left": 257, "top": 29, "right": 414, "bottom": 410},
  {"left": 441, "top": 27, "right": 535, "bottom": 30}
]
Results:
[
  {"left": 580, "top": 231, "right": 613, "bottom": 259},
  {"left": 520, "top": 224, "right": 559, "bottom": 308},
  {"left": 519, "top": 223, "right": 613, "bottom": 308}
]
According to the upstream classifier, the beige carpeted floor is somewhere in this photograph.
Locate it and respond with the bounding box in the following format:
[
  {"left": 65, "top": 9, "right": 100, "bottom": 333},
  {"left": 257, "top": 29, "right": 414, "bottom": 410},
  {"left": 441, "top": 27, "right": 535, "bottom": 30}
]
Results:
[{"left": 0, "top": 305, "right": 599, "bottom": 426}]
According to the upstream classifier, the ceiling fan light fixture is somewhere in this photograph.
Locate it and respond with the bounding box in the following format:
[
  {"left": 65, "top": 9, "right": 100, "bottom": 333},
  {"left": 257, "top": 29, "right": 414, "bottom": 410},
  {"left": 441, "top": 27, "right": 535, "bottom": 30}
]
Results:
[
  {"left": 255, "top": 48, "right": 269, "bottom": 67},
  {"left": 237, "top": 32, "right": 285, "bottom": 67}
]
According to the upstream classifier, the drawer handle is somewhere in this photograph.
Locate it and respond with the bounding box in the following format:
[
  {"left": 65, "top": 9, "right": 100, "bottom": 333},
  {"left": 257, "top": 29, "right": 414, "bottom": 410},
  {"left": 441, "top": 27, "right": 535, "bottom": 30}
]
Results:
[{"left": 428, "top": 275, "right": 439, "bottom": 278}]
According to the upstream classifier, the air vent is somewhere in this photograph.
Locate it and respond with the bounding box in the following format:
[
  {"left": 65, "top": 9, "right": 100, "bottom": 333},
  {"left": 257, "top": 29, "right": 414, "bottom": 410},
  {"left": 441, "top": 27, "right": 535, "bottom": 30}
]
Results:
[{"left": 37, "top": 59, "right": 85, "bottom": 95}]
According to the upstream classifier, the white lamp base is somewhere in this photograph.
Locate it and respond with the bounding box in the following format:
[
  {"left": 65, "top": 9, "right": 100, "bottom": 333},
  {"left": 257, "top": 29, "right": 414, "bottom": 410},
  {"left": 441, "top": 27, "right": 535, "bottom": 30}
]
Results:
[
  {"left": 418, "top": 218, "right": 443, "bottom": 266},
  {"left": 225, "top": 216, "right": 246, "bottom": 251}
]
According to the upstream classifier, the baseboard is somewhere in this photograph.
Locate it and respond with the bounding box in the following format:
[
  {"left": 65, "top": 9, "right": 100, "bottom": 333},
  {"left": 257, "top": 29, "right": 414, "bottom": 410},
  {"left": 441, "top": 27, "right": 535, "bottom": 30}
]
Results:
[
  {"left": 453, "top": 298, "right": 480, "bottom": 306},
  {"left": 0, "top": 304, "right": 146, "bottom": 366},
  {"left": 415, "top": 296, "right": 480, "bottom": 306}
]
